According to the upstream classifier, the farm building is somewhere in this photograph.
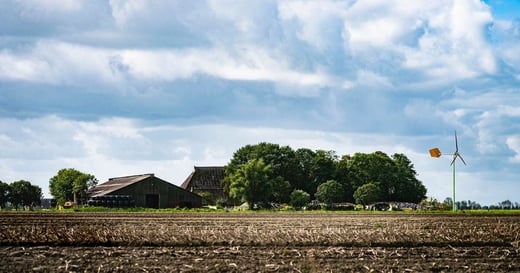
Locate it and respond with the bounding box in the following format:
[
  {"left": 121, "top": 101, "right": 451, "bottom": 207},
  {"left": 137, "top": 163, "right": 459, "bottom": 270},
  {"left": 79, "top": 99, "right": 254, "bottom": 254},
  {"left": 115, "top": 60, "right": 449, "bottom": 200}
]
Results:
[
  {"left": 88, "top": 174, "right": 202, "bottom": 208},
  {"left": 181, "top": 166, "right": 225, "bottom": 204}
]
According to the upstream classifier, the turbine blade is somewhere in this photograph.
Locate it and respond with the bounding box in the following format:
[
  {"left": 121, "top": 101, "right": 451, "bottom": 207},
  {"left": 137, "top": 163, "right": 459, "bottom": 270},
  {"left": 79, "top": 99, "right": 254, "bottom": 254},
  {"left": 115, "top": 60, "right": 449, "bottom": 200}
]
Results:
[
  {"left": 455, "top": 130, "right": 459, "bottom": 152},
  {"left": 450, "top": 154, "right": 457, "bottom": 166},
  {"left": 458, "top": 153, "right": 467, "bottom": 165}
]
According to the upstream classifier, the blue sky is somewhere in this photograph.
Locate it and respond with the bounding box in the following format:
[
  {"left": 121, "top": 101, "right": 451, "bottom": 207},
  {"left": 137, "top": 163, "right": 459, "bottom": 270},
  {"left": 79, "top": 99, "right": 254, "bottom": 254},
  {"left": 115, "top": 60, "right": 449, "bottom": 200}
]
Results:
[{"left": 1, "top": 0, "right": 520, "bottom": 205}]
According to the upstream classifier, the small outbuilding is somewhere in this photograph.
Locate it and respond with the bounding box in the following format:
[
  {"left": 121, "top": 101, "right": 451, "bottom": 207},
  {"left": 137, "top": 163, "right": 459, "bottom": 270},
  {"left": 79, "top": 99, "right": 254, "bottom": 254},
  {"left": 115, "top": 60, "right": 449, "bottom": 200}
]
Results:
[
  {"left": 89, "top": 173, "right": 202, "bottom": 208},
  {"left": 181, "top": 166, "right": 225, "bottom": 204}
]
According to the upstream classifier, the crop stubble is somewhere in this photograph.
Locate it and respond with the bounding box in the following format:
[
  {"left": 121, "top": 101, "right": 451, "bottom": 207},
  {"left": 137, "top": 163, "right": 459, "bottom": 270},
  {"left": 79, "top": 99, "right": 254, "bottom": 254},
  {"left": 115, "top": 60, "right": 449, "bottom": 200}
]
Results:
[{"left": 1, "top": 212, "right": 519, "bottom": 272}]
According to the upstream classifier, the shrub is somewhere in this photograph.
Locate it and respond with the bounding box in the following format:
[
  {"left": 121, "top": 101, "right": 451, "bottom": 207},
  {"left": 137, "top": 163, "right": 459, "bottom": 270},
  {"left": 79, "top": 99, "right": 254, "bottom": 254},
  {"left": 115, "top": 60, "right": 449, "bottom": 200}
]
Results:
[{"left": 290, "top": 190, "right": 310, "bottom": 209}]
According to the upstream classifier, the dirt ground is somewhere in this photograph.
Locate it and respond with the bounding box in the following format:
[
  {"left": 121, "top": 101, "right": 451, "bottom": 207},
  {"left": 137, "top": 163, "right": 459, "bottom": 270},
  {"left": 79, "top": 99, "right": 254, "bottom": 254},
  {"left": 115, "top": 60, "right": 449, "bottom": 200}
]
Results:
[
  {"left": 2, "top": 245, "right": 519, "bottom": 272},
  {"left": 2, "top": 212, "right": 520, "bottom": 272}
]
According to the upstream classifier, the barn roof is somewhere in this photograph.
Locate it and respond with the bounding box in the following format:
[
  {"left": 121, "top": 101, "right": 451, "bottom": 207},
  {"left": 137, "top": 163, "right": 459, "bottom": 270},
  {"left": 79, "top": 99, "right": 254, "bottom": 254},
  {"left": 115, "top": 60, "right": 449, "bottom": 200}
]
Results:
[
  {"left": 181, "top": 166, "right": 225, "bottom": 190},
  {"left": 89, "top": 173, "right": 154, "bottom": 197}
]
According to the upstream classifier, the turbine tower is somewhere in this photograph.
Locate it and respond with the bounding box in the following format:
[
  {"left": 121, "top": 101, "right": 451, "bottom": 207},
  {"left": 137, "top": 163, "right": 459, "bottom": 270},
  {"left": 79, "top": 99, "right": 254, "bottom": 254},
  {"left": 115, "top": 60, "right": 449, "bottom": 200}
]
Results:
[{"left": 429, "top": 130, "right": 466, "bottom": 211}]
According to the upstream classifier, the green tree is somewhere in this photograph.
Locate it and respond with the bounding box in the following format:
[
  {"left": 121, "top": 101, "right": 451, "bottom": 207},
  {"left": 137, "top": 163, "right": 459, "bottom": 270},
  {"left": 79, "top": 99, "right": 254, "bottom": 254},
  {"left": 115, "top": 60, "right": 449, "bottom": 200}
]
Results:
[
  {"left": 224, "top": 144, "right": 427, "bottom": 206},
  {"left": 348, "top": 151, "right": 398, "bottom": 201},
  {"left": 73, "top": 173, "right": 98, "bottom": 204},
  {"left": 346, "top": 151, "right": 426, "bottom": 203},
  {"left": 9, "top": 180, "right": 42, "bottom": 209},
  {"left": 500, "top": 200, "right": 512, "bottom": 209},
  {"left": 315, "top": 180, "right": 344, "bottom": 206},
  {"left": 271, "top": 176, "right": 291, "bottom": 203},
  {"left": 224, "top": 143, "right": 300, "bottom": 203},
  {"left": 228, "top": 159, "right": 272, "bottom": 210},
  {"left": 353, "top": 182, "right": 381, "bottom": 205},
  {"left": 308, "top": 150, "right": 338, "bottom": 196},
  {"left": 392, "top": 153, "right": 427, "bottom": 202},
  {"left": 0, "top": 181, "right": 10, "bottom": 208},
  {"left": 290, "top": 189, "right": 310, "bottom": 209},
  {"left": 443, "top": 197, "right": 453, "bottom": 207},
  {"left": 294, "top": 148, "right": 316, "bottom": 193},
  {"left": 335, "top": 154, "right": 353, "bottom": 203},
  {"left": 49, "top": 168, "right": 98, "bottom": 206}
]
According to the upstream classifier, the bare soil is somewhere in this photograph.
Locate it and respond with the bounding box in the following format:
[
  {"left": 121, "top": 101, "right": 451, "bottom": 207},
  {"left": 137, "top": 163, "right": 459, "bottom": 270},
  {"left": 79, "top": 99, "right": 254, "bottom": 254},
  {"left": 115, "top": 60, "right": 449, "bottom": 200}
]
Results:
[
  {"left": 2, "top": 245, "right": 519, "bottom": 272},
  {"left": 1, "top": 212, "right": 519, "bottom": 272}
]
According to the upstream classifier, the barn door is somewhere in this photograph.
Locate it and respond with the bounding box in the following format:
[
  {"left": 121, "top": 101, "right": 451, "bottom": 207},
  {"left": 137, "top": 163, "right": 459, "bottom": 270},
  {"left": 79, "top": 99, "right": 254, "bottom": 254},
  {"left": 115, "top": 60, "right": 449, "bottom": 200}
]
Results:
[{"left": 145, "top": 194, "right": 159, "bottom": 209}]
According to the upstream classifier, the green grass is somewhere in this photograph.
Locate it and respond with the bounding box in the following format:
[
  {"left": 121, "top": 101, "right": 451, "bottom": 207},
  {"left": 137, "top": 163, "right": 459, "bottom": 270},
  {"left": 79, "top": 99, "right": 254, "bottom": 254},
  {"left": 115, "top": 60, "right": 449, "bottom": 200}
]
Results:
[
  {"left": 48, "top": 206, "right": 223, "bottom": 213},
  {"left": 374, "top": 223, "right": 384, "bottom": 229},
  {"left": 461, "top": 209, "right": 520, "bottom": 215},
  {"left": 5, "top": 206, "right": 520, "bottom": 214}
]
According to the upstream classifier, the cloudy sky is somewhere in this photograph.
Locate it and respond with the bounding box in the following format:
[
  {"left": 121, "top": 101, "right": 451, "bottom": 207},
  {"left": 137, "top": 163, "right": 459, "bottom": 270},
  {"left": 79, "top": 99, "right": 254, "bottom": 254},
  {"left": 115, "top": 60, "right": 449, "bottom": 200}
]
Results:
[{"left": 1, "top": 0, "right": 520, "bottom": 205}]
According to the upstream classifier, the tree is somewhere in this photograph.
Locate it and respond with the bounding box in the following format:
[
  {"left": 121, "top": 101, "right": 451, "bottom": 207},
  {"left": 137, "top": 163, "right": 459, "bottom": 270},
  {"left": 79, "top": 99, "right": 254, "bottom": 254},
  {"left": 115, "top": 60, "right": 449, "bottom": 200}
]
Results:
[
  {"left": 0, "top": 181, "right": 10, "bottom": 208},
  {"left": 315, "top": 180, "right": 344, "bottom": 206},
  {"left": 308, "top": 150, "right": 338, "bottom": 196},
  {"left": 500, "top": 200, "right": 512, "bottom": 210},
  {"left": 459, "top": 200, "right": 469, "bottom": 210},
  {"left": 49, "top": 168, "right": 98, "bottom": 206},
  {"left": 294, "top": 148, "right": 316, "bottom": 193},
  {"left": 467, "top": 200, "right": 481, "bottom": 210},
  {"left": 270, "top": 176, "right": 291, "bottom": 204},
  {"left": 290, "top": 189, "right": 310, "bottom": 209},
  {"left": 392, "top": 153, "right": 427, "bottom": 203},
  {"left": 443, "top": 197, "right": 453, "bottom": 208},
  {"left": 353, "top": 183, "right": 381, "bottom": 205},
  {"left": 228, "top": 159, "right": 273, "bottom": 210},
  {"left": 224, "top": 143, "right": 428, "bottom": 207},
  {"left": 347, "top": 152, "right": 396, "bottom": 200},
  {"left": 347, "top": 152, "right": 426, "bottom": 203},
  {"left": 336, "top": 154, "right": 353, "bottom": 203},
  {"left": 224, "top": 143, "right": 300, "bottom": 200},
  {"left": 73, "top": 173, "right": 98, "bottom": 204},
  {"left": 9, "top": 180, "right": 42, "bottom": 209}
]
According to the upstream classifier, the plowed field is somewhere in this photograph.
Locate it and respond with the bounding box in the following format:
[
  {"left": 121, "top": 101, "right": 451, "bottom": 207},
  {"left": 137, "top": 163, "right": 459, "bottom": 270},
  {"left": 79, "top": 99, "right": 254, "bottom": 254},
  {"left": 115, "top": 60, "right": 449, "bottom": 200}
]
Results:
[{"left": 1, "top": 212, "right": 519, "bottom": 272}]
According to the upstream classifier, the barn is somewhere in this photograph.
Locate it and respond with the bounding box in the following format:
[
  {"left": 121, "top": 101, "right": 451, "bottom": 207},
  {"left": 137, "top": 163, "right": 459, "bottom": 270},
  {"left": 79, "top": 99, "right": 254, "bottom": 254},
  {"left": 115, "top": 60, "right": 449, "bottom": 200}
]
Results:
[
  {"left": 88, "top": 174, "right": 202, "bottom": 208},
  {"left": 181, "top": 166, "right": 225, "bottom": 204}
]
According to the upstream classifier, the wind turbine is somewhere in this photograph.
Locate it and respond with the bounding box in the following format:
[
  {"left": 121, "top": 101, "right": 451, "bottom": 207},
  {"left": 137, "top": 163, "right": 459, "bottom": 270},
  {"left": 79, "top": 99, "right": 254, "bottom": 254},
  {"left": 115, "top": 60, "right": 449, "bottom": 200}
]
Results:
[{"left": 429, "top": 130, "right": 466, "bottom": 211}]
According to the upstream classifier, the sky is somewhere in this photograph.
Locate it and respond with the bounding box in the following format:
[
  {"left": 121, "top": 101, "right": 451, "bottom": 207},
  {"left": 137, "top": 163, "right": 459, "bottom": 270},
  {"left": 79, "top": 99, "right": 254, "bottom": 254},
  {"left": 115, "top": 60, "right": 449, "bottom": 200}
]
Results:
[{"left": 1, "top": 0, "right": 520, "bottom": 206}]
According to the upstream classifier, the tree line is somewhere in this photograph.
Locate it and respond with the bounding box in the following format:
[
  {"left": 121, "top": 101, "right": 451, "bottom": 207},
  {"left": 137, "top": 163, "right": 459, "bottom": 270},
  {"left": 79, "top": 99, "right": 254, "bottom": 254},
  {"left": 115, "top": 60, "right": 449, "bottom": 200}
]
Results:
[
  {"left": 222, "top": 142, "right": 427, "bottom": 209},
  {"left": 0, "top": 168, "right": 98, "bottom": 209},
  {"left": 0, "top": 180, "right": 42, "bottom": 209},
  {"left": 421, "top": 197, "right": 520, "bottom": 211}
]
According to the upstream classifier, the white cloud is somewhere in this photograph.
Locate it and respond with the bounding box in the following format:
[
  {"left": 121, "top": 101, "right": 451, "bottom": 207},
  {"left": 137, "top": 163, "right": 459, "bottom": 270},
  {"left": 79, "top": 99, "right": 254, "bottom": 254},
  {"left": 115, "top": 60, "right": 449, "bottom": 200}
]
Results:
[
  {"left": 506, "top": 136, "right": 520, "bottom": 163},
  {"left": 120, "top": 47, "right": 332, "bottom": 88},
  {"left": 207, "top": 0, "right": 277, "bottom": 37},
  {"left": 0, "top": 40, "right": 332, "bottom": 92},
  {"left": 1, "top": 0, "right": 520, "bottom": 205},
  {"left": 473, "top": 98, "right": 520, "bottom": 154},
  {"left": 0, "top": 115, "right": 504, "bottom": 202},
  {"left": 278, "top": 0, "right": 347, "bottom": 51},
  {"left": 0, "top": 0, "right": 504, "bottom": 93},
  {"left": 17, "top": 0, "right": 83, "bottom": 15},
  {"left": 344, "top": 0, "right": 436, "bottom": 48},
  {"left": 0, "top": 53, "right": 51, "bottom": 81},
  {"left": 0, "top": 116, "right": 84, "bottom": 159},
  {"left": 402, "top": 1, "right": 495, "bottom": 81},
  {"left": 109, "top": 0, "right": 146, "bottom": 27},
  {"left": 0, "top": 41, "right": 123, "bottom": 86},
  {"left": 355, "top": 70, "right": 392, "bottom": 88},
  {"left": 340, "top": 0, "right": 497, "bottom": 84}
]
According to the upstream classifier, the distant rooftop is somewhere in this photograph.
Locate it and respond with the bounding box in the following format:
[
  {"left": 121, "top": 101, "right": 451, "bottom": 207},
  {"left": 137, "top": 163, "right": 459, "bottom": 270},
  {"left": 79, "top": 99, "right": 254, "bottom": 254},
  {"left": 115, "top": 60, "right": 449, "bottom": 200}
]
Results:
[
  {"left": 181, "top": 166, "right": 224, "bottom": 190},
  {"left": 89, "top": 173, "right": 154, "bottom": 197}
]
